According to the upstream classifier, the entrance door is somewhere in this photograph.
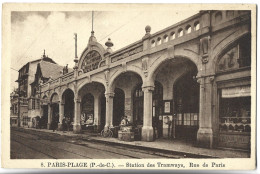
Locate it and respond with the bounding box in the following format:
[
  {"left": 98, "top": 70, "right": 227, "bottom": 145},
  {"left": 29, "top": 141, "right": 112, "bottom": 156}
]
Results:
[
  {"left": 51, "top": 103, "right": 59, "bottom": 129},
  {"left": 174, "top": 72, "right": 199, "bottom": 141},
  {"left": 152, "top": 81, "right": 163, "bottom": 138},
  {"left": 113, "top": 88, "right": 125, "bottom": 126},
  {"left": 42, "top": 105, "right": 48, "bottom": 129}
]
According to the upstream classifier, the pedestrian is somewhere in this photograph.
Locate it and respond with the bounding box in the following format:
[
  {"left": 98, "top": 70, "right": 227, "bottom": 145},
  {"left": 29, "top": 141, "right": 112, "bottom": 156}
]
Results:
[
  {"left": 66, "top": 117, "right": 70, "bottom": 131},
  {"left": 62, "top": 118, "right": 66, "bottom": 132},
  {"left": 52, "top": 115, "right": 58, "bottom": 132}
]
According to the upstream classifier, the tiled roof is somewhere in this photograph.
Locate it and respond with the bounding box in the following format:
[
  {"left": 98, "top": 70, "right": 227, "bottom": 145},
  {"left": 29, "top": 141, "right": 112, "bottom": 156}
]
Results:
[
  {"left": 40, "top": 61, "right": 73, "bottom": 80},
  {"left": 40, "top": 61, "right": 63, "bottom": 80}
]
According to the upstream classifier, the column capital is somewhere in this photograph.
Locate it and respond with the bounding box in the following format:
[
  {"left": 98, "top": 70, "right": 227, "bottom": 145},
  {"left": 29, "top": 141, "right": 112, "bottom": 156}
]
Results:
[
  {"left": 196, "top": 75, "right": 215, "bottom": 84},
  {"left": 142, "top": 85, "right": 154, "bottom": 92},
  {"left": 105, "top": 92, "right": 114, "bottom": 98},
  {"left": 74, "top": 98, "right": 81, "bottom": 103}
]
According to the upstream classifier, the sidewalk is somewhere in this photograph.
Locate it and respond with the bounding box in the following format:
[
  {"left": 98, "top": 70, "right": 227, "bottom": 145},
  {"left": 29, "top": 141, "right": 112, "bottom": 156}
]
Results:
[{"left": 17, "top": 127, "right": 250, "bottom": 158}]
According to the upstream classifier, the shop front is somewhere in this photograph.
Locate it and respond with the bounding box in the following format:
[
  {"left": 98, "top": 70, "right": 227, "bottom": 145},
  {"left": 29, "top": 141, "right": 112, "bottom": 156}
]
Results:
[{"left": 215, "top": 34, "right": 251, "bottom": 149}]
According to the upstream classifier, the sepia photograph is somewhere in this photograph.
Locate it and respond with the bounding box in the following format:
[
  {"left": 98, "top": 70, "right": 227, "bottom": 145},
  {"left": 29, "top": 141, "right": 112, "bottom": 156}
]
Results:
[{"left": 2, "top": 3, "right": 256, "bottom": 170}]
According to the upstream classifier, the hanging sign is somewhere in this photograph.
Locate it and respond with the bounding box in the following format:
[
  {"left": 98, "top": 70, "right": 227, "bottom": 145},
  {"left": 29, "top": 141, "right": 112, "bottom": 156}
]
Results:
[{"left": 222, "top": 86, "right": 251, "bottom": 98}]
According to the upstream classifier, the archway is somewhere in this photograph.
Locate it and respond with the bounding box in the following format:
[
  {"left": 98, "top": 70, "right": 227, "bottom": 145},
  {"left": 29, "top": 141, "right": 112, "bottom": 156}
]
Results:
[
  {"left": 152, "top": 57, "right": 199, "bottom": 140},
  {"left": 78, "top": 82, "right": 106, "bottom": 132},
  {"left": 50, "top": 93, "right": 59, "bottom": 130},
  {"left": 173, "top": 60, "right": 199, "bottom": 141},
  {"left": 111, "top": 71, "right": 143, "bottom": 126}
]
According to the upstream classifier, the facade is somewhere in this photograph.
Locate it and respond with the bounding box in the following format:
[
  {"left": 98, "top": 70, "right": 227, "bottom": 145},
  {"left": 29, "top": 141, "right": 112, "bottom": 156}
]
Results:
[
  {"left": 37, "top": 10, "right": 252, "bottom": 149},
  {"left": 29, "top": 58, "right": 72, "bottom": 128},
  {"left": 10, "top": 89, "right": 19, "bottom": 127},
  {"left": 16, "top": 52, "right": 58, "bottom": 127}
]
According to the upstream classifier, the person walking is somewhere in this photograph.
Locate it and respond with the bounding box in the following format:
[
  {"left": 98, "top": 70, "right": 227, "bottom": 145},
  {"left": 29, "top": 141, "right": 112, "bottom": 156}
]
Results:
[{"left": 62, "top": 117, "right": 66, "bottom": 133}]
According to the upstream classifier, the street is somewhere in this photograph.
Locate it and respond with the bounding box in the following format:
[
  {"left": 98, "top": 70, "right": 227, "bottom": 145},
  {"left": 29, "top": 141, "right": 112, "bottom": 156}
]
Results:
[{"left": 11, "top": 128, "right": 183, "bottom": 159}]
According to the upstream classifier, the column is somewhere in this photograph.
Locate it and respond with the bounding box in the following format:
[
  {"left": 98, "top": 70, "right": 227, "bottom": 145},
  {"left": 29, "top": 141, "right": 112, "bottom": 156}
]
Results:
[
  {"left": 196, "top": 76, "right": 214, "bottom": 148},
  {"left": 104, "top": 92, "right": 114, "bottom": 130},
  {"left": 47, "top": 103, "right": 52, "bottom": 130},
  {"left": 94, "top": 94, "right": 101, "bottom": 132},
  {"left": 73, "top": 97, "right": 81, "bottom": 133},
  {"left": 58, "top": 101, "right": 64, "bottom": 131},
  {"left": 142, "top": 85, "right": 154, "bottom": 142}
]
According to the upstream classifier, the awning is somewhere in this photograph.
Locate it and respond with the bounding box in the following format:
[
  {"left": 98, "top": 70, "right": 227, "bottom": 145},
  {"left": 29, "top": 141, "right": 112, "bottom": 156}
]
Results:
[{"left": 222, "top": 86, "right": 251, "bottom": 98}]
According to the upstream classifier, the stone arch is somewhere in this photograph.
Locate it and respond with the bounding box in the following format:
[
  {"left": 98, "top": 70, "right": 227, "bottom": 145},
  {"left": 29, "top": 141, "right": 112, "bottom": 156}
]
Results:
[
  {"left": 60, "top": 87, "right": 75, "bottom": 99},
  {"left": 212, "top": 31, "right": 250, "bottom": 73},
  {"left": 108, "top": 68, "right": 145, "bottom": 92},
  {"left": 49, "top": 92, "right": 60, "bottom": 103},
  {"left": 61, "top": 88, "right": 75, "bottom": 102},
  {"left": 42, "top": 94, "right": 48, "bottom": 99},
  {"left": 77, "top": 79, "right": 106, "bottom": 95},
  {"left": 148, "top": 50, "right": 199, "bottom": 82}
]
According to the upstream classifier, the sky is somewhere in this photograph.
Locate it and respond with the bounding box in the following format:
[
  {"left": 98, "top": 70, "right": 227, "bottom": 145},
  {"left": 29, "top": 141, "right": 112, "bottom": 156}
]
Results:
[{"left": 11, "top": 9, "right": 198, "bottom": 90}]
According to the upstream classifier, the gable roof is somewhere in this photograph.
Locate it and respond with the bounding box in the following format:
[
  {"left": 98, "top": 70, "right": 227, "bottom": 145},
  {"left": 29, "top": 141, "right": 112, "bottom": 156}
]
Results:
[{"left": 40, "top": 61, "right": 64, "bottom": 80}]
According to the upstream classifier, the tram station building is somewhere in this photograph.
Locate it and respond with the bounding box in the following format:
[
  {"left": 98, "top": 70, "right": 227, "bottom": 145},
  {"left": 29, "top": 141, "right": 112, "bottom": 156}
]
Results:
[{"left": 28, "top": 10, "right": 252, "bottom": 149}]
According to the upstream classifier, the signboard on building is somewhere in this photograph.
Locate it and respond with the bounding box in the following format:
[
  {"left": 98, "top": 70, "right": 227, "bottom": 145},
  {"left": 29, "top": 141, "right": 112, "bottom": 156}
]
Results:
[
  {"left": 81, "top": 50, "right": 102, "bottom": 73},
  {"left": 222, "top": 86, "right": 251, "bottom": 98}
]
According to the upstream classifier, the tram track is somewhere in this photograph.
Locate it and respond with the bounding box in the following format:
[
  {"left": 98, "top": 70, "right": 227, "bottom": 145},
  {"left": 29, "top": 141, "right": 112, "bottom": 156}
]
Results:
[
  {"left": 13, "top": 128, "right": 177, "bottom": 158},
  {"left": 11, "top": 133, "right": 93, "bottom": 159},
  {"left": 12, "top": 130, "right": 147, "bottom": 159},
  {"left": 11, "top": 128, "right": 210, "bottom": 159}
]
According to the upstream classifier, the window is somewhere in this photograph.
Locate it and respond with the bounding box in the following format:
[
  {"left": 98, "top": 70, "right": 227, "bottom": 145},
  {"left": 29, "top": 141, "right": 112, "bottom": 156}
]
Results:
[
  {"left": 32, "top": 99, "right": 35, "bottom": 109},
  {"left": 36, "top": 99, "right": 40, "bottom": 109},
  {"left": 219, "top": 87, "right": 251, "bottom": 133},
  {"left": 178, "top": 29, "right": 183, "bottom": 37},
  {"left": 163, "top": 35, "right": 168, "bottom": 42},
  {"left": 217, "top": 35, "right": 251, "bottom": 72},
  {"left": 194, "top": 22, "right": 200, "bottom": 31},
  {"left": 186, "top": 25, "right": 191, "bottom": 34},
  {"left": 215, "top": 11, "right": 222, "bottom": 24},
  {"left": 226, "top": 11, "right": 234, "bottom": 18},
  {"left": 157, "top": 37, "right": 162, "bottom": 45},
  {"left": 170, "top": 32, "right": 175, "bottom": 40},
  {"left": 151, "top": 40, "right": 155, "bottom": 47}
]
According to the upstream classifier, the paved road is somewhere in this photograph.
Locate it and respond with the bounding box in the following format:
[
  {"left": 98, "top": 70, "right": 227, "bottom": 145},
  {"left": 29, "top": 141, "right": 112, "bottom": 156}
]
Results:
[{"left": 11, "top": 128, "right": 183, "bottom": 159}]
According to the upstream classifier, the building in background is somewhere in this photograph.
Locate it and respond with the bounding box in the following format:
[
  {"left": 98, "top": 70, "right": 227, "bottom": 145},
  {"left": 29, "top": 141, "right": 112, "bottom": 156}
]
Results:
[
  {"left": 15, "top": 51, "right": 57, "bottom": 127},
  {"left": 10, "top": 89, "right": 19, "bottom": 127},
  {"left": 29, "top": 59, "right": 72, "bottom": 128}
]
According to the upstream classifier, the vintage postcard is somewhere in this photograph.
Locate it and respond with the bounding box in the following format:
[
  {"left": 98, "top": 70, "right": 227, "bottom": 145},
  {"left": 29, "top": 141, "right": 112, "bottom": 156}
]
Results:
[{"left": 2, "top": 3, "right": 256, "bottom": 171}]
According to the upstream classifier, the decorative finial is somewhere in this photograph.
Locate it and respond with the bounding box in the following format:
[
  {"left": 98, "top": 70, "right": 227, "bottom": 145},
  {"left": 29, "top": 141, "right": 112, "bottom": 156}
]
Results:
[
  {"left": 74, "top": 33, "right": 78, "bottom": 59},
  {"left": 92, "top": 11, "right": 94, "bottom": 32},
  {"left": 145, "top": 25, "right": 151, "bottom": 34},
  {"left": 105, "top": 38, "right": 114, "bottom": 53},
  {"left": 43, "top": 49, "right": 46, "bottom": 58}
]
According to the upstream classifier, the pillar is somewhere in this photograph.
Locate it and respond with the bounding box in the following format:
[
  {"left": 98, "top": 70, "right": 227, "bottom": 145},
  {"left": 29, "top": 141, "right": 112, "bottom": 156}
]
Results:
[
  {"left": 142, "top": 85, "right": 154, "bottom": 141},
  {"left": 73, "top": 97, "right": 81, "bottom": 133},
  {"left": 197, "top": 76, "right": 214, "bottom": 148},
  {"left": 47, "top": 103, "right": 52, "bottom": 130},
  {"left": 94, "top": 94, "right": 101, "bottom": 132},
  {"left": 104, "top": 92, "right": 114, "bottom": 130},
  {"left": 58, "top": 101, "right": 64, "bottom": 131}
]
